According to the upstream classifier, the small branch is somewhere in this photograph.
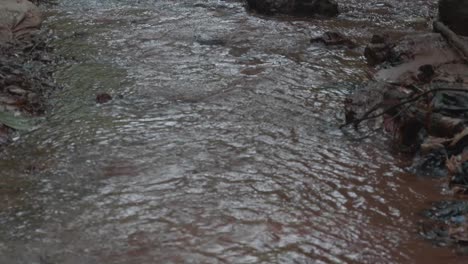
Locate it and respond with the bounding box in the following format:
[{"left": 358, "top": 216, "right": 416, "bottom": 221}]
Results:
[{"left": 340, "top": 87, "right": 468, "bottom": 129}]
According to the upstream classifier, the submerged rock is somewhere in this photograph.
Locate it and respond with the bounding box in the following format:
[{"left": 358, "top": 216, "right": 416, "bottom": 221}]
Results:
[
  {"left": 246, "top": 0, "right": 339, "bottom": 17},
  {"left": 96, "top": 93, "right": 112, "bottom": 104},
  {"left": 439, "top": 0, "right": 468, "bottom": 36}
]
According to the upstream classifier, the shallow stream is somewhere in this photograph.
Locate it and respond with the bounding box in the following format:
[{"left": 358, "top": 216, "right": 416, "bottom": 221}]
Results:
[{"left": 2, "top": 0, "right": 467, "bottom": 263}]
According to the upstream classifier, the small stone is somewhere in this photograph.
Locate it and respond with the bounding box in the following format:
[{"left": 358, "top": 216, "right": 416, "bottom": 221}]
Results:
[
  {"left": 417, "top": 64, "right": 435, "bottom": 83},
  {"left": 96, "top": 93, "right": 112, "bottom": 104}
]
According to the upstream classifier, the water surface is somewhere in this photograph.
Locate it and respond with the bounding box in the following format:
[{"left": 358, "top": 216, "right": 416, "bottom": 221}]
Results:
[{"left": 2, "top": 0, "right": 466, "bottom": 263}]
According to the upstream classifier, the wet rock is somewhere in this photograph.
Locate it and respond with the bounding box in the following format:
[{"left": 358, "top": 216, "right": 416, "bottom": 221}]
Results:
[
  {"left": 310, "top": 31, "right": 356, "bottom": 48},
  {"left": 364, "top": 34, "right": 395, "bottom": 66},
  {"left": 411, "top": 148, "right": 448, "bottom": 177},
  {"left": 417, "top": 64, "right": 435, "bottom": 83},
  {"left": 422, "top": 200, "right": 468, "bottom": 251},
  {"left": 96, "top": 93, "right": 112, "bottom": 104},
  {"left": 246, "top": 0, "right": 339, "bottom": 17},
  {"left": 0, "top": 0, "right": 43, "bottom": 43},
  {"left": 425, "top": 201, "right": 468, "bottom": 222},
  {"left": 439, "top": 0, "right": 468, "bottom": 36}
]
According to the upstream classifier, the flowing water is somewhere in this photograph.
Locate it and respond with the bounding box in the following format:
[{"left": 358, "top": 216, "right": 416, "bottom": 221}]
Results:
[{"left": 1, "top": 0, "right": 467, "bottom": 263}]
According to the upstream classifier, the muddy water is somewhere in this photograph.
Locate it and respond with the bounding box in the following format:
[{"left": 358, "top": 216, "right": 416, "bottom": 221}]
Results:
[{"left": 1, "top": 0, "right": 467, "bottom": 263}]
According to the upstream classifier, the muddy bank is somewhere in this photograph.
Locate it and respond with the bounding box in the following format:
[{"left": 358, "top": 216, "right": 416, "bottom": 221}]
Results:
[
  {"left": 343, "top": 19, "right": 468, "bottom": 252},
  {"left": 0, "top": 0, "right": 55, "bottom": 145}
]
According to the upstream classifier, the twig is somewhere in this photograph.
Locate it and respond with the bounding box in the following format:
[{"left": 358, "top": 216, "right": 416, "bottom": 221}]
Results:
[{"left": 340, "top": 87, "right": 468, "bottom": 129}]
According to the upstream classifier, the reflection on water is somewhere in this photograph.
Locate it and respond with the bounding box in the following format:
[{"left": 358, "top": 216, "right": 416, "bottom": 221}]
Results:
[{"left": 3, "top": 0, "right": 467, "bottom": 263}]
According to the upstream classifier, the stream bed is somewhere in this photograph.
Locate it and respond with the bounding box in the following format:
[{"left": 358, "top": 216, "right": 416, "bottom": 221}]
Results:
[{"left": 1, "top": 0, "right": 467, "bottom": 263}]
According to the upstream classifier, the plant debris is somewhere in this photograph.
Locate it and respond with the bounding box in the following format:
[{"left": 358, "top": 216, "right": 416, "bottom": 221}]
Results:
[
  {"left": 0, "top": 0, "right": 57, "bottom": 145},
  {"left": 343, "top": 20, "right": 468, "bottom": 252}
]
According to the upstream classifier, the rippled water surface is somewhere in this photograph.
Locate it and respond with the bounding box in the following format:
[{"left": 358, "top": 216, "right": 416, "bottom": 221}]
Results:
[{"left": 2, "top": 0, "right": 467, "bottom": 263}]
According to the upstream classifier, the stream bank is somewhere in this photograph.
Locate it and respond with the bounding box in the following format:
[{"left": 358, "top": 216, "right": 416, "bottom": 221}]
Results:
[
  {"left": 343, "top": 4, "right": 468, "bottom": 252},
  {"left": 0, "top": 0, "right": 56, "bottom": 146}
]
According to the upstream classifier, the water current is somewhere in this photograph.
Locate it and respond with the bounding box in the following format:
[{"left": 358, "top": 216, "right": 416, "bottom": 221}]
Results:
[{"left": 2, "top": 0, "right": 467, "bottom": 263}]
